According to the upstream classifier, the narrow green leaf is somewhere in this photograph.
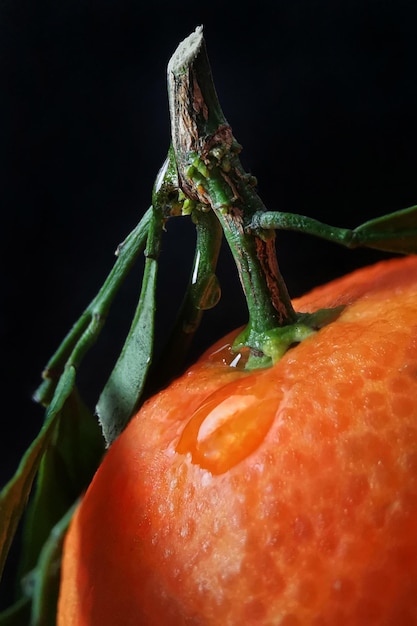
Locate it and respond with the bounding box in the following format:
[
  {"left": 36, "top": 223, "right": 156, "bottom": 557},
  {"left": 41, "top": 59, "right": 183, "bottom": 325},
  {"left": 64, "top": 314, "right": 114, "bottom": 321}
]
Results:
[
  {"left": 27, "top": 504, "right": 76, "bottom": 626},
  {"left": 96, "top": 259, "right": 158, "bottom": 445},
  {"left": 0, "top": 504, "right": 76, "bottom": 626},
  {"left": 18, "top": 390, "right": 104, "bottom": 580},
  {"left": 0, "top": 367, "right": 75, "bottom": 583},
  {"left": 0, "top": 207, "right": 157, "bottom": 602},
  {"left": 351, "top": 204, "right": 417, "bottom": 254},
  {"left": 96, "top": 210, "right": 163, "bottom": 445}
]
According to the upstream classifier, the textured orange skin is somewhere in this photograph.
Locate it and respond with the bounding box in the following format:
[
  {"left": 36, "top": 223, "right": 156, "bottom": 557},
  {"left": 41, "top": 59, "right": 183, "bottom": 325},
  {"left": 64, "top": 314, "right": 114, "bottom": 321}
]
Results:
[{"left": 59, "top": 256, "right": 417, "bottom": 626}]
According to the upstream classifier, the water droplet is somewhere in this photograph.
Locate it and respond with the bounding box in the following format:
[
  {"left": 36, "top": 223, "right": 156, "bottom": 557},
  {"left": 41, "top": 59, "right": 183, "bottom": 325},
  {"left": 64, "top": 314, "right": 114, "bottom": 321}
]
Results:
[
  {"left": 176, "top": 371, "right": 278, "bottom": 474},
  {"left": 207, "top": 341, "right": 250, "bottom": 369}
]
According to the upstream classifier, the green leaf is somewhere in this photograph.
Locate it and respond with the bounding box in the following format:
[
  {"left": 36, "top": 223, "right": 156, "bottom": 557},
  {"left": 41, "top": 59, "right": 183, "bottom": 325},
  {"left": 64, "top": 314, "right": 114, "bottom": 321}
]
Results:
[
  {"left": 96, "top": 209, "right": 164, "bottom": 445},
  {"left": 0, "top": 210, "right": 154, "bottom": 615},
  {"left": 0, "top": 366, "right": 75, "bottom": 583},
  {"left": 0, "top": 207, "right": 155, "bottom": 608},
  {"left": 351, "top": 204, "right": 417, "bottom": 254},
  {"left": 0, "top": 505, "right": 76, "bottom": 626},
  {"left": 18, "top": 390, "right": 104, "bottom": 580},
  {"left": 0, "top": 376, "right": 103, "bottom": 620},
  {"left": 26, "top": 504, "right": 76, "bottom": 626}
]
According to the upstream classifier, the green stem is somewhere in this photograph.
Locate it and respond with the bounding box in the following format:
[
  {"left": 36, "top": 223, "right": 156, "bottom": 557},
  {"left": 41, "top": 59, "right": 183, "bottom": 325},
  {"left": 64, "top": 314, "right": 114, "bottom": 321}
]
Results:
[
  {"left": 251, "top": 211, "right": 353, "bottom": 246},
  {"left": 147, "top": 208, "right": 223, "bottom": 392},
  {"left": 167, "top": 27, "right": 297, "bottom": 363},
  {"left": 250, "top": 207, "right": 417, "bottom": 255},
  {"left": 168, "top": 208, "right": 222, "bottom": 337},
  {"left": 34, "top": 208, "right": 152, "bottom": 406}
]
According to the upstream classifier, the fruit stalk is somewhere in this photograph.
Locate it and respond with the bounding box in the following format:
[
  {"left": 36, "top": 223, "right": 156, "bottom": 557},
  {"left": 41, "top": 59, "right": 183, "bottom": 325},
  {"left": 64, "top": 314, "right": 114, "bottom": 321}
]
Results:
[{"left": 167, "top": 27, "right": 297, "bottom": 361}]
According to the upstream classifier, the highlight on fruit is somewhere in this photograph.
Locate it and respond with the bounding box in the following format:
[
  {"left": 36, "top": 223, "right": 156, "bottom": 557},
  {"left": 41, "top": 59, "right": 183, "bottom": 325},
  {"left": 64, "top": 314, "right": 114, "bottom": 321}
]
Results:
[{"left": 1, "top": 25, "right": 417, "bottom": 625}]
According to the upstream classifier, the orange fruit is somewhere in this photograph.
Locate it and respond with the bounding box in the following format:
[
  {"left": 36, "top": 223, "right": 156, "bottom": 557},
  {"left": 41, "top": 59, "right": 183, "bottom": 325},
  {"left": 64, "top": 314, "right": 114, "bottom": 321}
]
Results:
[{"left": 58, "top": 255, "right": 417, "bottom": 626}]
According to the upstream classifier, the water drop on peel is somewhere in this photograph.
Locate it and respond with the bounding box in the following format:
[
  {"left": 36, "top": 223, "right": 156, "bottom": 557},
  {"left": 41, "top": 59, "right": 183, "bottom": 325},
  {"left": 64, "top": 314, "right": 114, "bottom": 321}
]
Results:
[
  {"left": 206, "top": 342, "right": 251, "bottom": 369},
  {"left": 176, "top": 373, "right": 278, "bottom": 474}
]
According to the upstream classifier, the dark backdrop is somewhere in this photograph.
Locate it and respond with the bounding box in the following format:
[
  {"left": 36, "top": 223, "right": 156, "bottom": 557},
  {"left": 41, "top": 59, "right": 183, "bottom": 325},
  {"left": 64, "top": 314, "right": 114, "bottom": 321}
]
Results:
[{"left": 1, "top": 0, "right": 417, "bottom": 593}]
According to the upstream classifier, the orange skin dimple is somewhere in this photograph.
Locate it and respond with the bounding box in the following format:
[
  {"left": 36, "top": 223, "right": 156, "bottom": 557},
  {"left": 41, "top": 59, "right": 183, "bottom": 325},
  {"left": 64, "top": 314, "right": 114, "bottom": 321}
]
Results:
[{"left": 58, "top": 255, "right": 417, "bottom": 626}]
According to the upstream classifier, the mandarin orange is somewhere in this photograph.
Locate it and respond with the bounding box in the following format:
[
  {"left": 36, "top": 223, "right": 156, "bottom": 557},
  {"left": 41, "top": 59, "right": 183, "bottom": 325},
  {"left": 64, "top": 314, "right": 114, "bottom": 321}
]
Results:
[{"left": 58, "top": 254, "right": 417, "bottom": 626}]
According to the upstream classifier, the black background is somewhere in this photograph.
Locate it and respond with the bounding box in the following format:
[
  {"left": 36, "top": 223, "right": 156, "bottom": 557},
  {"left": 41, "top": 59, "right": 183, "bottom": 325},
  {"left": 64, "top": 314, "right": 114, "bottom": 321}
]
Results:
[{"left": 1, "top": 0, "right": 417, "bottom": 602}]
